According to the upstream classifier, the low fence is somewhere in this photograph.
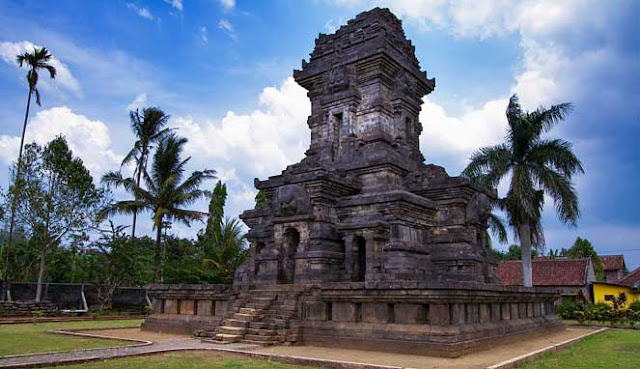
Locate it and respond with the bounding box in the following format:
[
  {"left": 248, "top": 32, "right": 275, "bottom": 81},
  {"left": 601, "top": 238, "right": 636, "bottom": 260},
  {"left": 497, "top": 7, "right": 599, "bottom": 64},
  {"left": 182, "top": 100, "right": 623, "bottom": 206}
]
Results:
[{"left": 0, "top": 282, "right": 149, "bottom": 311}]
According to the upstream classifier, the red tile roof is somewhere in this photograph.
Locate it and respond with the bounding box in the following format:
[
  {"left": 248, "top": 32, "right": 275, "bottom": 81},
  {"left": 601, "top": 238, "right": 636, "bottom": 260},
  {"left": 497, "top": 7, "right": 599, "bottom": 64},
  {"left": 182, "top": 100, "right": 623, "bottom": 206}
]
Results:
[
  {"left": 600, "top": 255, "right": 626, "bottom": 271},
  {"left": 495, "top": 259, "right": 590, "bottom": 286},
  {"left": 619, "top": 267, "right": 640, "bottom": 287}
]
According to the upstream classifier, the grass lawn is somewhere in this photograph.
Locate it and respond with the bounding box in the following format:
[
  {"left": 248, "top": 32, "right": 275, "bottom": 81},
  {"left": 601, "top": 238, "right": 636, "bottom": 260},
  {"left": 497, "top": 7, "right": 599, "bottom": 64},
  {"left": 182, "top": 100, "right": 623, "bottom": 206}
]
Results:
[
  {"left": 41, "top": 351, "right": 315, "bottom": 369},
  {"left": 519, "top": 328, "right": 640, "bottom": 369},
  {"left": 0, "top": 319, "right": 143, "bottom": 357}
]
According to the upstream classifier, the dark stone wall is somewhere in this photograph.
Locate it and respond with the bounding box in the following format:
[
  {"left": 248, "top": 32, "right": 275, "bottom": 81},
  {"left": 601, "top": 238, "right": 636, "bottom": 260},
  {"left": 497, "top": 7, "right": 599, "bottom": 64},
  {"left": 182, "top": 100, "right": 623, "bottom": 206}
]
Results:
[{"left": 0, "top": 282, "right": 148, "bottom": 311}]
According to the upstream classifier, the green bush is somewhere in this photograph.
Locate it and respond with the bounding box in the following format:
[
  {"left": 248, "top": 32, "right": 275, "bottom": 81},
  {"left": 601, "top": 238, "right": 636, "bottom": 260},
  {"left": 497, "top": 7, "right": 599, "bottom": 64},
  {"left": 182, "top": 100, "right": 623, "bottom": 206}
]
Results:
[
  {"left": 558, "top": 299, "right": 577, "bottom": 318},
  {"left": 629, "top": 300, "right": 640, "bottom": 312}
]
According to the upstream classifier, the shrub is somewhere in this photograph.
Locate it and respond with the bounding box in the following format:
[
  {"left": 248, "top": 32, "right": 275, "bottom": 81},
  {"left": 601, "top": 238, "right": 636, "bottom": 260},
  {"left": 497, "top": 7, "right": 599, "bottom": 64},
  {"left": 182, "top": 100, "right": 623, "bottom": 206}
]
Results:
[
  {"left": 558, "top": 299, "right": 577, "bottom": 318},
  {"left": 629, "top": 300, "right": 640, "bottom": 312}
]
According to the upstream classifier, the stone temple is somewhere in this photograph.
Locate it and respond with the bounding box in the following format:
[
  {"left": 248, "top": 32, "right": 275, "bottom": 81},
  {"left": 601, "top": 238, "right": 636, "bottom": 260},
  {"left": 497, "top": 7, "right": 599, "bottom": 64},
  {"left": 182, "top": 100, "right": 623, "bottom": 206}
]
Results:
[{"left": 143, "top": 8, "right": 562, "bottom": 357}]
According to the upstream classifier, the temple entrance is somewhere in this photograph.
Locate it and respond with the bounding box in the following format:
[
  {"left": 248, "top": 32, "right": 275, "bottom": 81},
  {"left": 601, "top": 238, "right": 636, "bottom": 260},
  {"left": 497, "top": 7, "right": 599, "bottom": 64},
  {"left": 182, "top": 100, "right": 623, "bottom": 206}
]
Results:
[
  {"left": 278, "top": 228, "right": 299, "bottom": 284},
  {"left": 353, "top": 236, "right": 366, "bottom": 282}
]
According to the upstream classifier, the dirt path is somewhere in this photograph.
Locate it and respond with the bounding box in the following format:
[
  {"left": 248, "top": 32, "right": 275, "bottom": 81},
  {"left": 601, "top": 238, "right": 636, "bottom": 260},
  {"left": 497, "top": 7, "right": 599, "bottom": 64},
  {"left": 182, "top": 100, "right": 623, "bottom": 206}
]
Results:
[{"left": 258, "top": 327, "right": 599, "bottom": 369}]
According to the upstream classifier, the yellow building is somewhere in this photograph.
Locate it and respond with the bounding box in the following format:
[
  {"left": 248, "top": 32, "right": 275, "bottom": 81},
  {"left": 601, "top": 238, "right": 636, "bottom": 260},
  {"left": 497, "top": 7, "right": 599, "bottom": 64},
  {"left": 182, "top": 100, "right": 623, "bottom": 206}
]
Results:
[{"left": 591, "top": 282, "right": 640, "bottom": 308}]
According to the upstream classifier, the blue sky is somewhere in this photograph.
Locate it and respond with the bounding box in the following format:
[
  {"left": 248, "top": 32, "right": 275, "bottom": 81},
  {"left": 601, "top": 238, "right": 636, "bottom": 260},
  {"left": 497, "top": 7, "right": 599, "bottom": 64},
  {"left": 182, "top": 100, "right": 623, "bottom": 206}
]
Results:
[{"left": 1, "top": 0, "right": 639, "bottom": 270}]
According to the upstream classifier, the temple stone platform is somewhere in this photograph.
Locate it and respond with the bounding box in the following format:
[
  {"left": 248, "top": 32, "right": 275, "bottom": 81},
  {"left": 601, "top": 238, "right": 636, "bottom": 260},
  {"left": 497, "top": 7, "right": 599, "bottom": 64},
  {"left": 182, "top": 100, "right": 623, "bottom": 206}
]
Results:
[{"left": 142, "top": 7, "right": 562, "bottom": 358}]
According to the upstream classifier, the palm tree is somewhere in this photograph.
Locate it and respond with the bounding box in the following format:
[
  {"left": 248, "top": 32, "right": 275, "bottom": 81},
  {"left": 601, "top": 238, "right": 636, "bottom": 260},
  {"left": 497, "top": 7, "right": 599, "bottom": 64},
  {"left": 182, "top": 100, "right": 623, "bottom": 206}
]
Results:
[
  {"left": 2, "top": 47, "right": 56, "bottom": 301},
  {"left": 101, "top": 134, "right": 216, "bottom": 282},
  {"left": 120, "top": 107, "right": 172, "bottom": 239},
  {"left": 202, "top": 218, "right": 248, "bottom": 281},
  {"left": 462, "top": 95, "right": 584, "bottom": 287}
]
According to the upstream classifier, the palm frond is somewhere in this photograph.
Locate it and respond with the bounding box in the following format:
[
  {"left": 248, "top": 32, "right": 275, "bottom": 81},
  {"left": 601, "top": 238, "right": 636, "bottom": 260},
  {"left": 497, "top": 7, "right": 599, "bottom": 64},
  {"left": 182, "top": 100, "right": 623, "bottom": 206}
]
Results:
[
  {"left": 487, "top": 213, "right": 508, "bottom": 244},
  {"left": 528, "top": 102, "right": 573, "bottom": 135},
  {"left": 527, "top": 139, "right": 584, "bottom": 177},
  {"left": 531, "top": 165, "right": 580, "bottom": 226},
  {"left": 462, "top": 143, "right": 512, "bottom": 187}
]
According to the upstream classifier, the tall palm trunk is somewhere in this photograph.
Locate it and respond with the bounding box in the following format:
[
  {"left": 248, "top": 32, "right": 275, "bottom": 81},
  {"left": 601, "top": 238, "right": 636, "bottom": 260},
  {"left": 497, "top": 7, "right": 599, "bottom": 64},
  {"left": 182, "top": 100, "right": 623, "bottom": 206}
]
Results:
[
  {"left": 131, "top": 167, "right": 143, "bottom": 239},
  {"left": 519, "top": 223, "right": 533, "bottom": 287},
  {"left": 154, "top": 219, "right": 163, "bottom": 283},
  {"left": 2, "top": 87, "right": 33, "bottom": 301}
]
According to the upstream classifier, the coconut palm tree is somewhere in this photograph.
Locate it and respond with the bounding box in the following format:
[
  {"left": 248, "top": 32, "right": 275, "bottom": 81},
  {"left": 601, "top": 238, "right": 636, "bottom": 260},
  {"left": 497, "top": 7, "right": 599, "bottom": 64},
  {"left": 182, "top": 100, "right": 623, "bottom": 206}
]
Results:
[
  {"left": 101, "top": 134, "right": 216, "bottom": 282},
  {"left": 2, "top": 47, "right": 56, "bottom": 301},
  {"left": 462, "top": 95, "right": 584, "bottom": 287},
  {"left": 120, "top": 107, "right": 172, "bottom": 239}
]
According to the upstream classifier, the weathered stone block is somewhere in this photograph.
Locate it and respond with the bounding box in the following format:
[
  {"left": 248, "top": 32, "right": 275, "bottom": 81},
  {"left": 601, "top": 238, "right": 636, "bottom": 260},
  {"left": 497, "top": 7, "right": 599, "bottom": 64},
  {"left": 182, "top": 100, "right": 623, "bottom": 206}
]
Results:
[
  {"left": 479, "top": 304, "right": 491, "bottom": 323},
  {"left": 197, "top": 300, "right": 213, "bottom": 316},
  {"left": 214, "top": 300, "right": 227, "bottom": 316},
  {"left": 451, "top": 304, "right": 465, "bottom": 325},
  {"left": 181, "top": 300, "right": 195, "bottom": 315},
  {"left": 165, "top": 299, "right": 178, "bottom": 314},
  {"left": 491, "top": 303, "right": 502, "bottom": 322},
  {"left": 362, "top": 303, "right": 389, "bottom": 323},
  {"left": 333, "top": 302, "right": 357, "bottom": 322},
  {"left": 394, "top": 303, "right": 426, "bottom": 324},
  {"left": 429, "top": 303, "right": 450, "bottom": 325}
]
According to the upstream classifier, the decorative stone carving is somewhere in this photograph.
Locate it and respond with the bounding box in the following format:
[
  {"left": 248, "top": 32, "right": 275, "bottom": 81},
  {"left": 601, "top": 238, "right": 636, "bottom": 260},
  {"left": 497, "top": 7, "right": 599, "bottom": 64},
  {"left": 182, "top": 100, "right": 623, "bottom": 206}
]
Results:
[
  {"left": 274, "top": 184, "right": 311, "bottom": 217},
  {"left": 466, "top": 192, "right": 492, "bottom": 225}
]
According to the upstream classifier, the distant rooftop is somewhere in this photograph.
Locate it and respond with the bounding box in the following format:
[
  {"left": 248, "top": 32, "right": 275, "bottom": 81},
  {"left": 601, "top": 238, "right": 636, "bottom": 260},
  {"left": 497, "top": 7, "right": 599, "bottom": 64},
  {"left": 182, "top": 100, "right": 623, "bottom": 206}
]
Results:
[
  {"left": 495, "top": 259, "right": 591, "bottom": 286},
  {"left": 600, "top": 255, "right": 626, "bottom": 271}
]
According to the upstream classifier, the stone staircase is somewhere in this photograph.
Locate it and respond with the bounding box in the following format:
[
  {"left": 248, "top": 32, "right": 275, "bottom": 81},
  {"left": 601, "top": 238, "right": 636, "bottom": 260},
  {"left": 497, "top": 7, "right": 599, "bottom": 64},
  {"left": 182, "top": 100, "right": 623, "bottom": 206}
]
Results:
[{"left": 200, "top": 287, "right": 301, "bottom": 346}]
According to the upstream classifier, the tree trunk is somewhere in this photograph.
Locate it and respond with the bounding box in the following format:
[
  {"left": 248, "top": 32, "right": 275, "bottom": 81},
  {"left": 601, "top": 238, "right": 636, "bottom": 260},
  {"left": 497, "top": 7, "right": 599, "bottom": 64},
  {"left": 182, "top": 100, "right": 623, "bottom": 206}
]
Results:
[
  {"left": 2, "top": 88, "right": 33, "bottom": 302},
  {"left": 154, "top": 220, "right": 163, "bottom": 283},
  {"left": 131, "top": 154, "right": 146, "bottom": 239},
  {"left": 519, "top": 223, "right": 533, "bottom": 287},
  {"left": 35, "top": 247, "right": 48, "bottom": 302}
]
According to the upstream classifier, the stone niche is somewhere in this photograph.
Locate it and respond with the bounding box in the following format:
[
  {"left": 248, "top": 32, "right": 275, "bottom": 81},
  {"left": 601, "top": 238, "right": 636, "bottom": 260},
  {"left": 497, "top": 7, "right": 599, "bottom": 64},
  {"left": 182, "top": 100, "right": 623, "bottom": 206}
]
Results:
[{"left": 143, "top": 7, "right": 563, "bottom": 357}]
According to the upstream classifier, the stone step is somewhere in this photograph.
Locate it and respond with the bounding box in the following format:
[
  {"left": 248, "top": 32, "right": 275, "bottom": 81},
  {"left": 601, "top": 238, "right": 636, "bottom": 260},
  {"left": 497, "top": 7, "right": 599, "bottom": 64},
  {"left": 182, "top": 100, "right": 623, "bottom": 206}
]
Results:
[
  {"left": 243, "top": 334, "right": 277, "bottom": 342},
  {"left": 251, "top": 296, "right": 274, "bottom": 301},
  {"left": 233, "top": 313, "right": 259, "bottom": 322},
  {"left": 239, "top": 339, "right": 275, "bottom": 347},
  {"left": 246, "top": 328, "right": 276, "bottom": 336},
  {"left": 222, "top": 319, "right": 249, "bottom": 328},
  {"left": 262, "top": 318, "right": 287, "bottom": 325},
  {"left": 215, "top": 333, "right": 242, "bottom": 342},
  {"left": 239, "top": 308, "right": 260, "bottom": 315},
  {"left": 245, "top": 303, "right": 271, "bottom": 309},
  {"left": 217, "top": 326, "right": 247, "bottom": 335}
]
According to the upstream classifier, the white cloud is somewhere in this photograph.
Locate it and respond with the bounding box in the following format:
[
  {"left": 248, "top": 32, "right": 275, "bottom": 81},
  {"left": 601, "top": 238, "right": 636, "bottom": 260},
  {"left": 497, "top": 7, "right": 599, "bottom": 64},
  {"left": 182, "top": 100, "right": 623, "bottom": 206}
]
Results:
[
  {"left": 163, "top": 0, "right": 183, "bottom": 11},
  {"left": 175, "top": 77, "right": 310, "bottom": 179},
  {"left": 126, "top": 93, "right": 148, "bottom": 112},
  {"left": 200, "top": 26, "right": 209, "bottom": 43},
  {"left": 420, "top": 97, "right": 509, "bottom": 169},
  {"left": 126, "top": 3, "right": 154, "bottom": 20},
  {"left": 0, "top": 40, "right": 81, "bottom": 97},
  {"left": 0, "top": 106, "right": 121, "bottom": 178},
  {"left": 218, "top": 19, "right": 233, "bottom": 32},
  {"left": 219, "top": 0, "right": 235, "bottom": 11},
  {"left": 218, "top": 19, "right": 237, "bottom": 41}
]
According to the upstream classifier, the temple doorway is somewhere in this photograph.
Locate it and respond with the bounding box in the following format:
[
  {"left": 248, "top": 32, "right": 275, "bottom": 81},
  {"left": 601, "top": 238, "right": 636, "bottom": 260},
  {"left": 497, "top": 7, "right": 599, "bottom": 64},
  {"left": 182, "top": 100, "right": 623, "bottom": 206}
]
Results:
[{"left": 278, "top": 228, "right": 299, "bottom": 284}]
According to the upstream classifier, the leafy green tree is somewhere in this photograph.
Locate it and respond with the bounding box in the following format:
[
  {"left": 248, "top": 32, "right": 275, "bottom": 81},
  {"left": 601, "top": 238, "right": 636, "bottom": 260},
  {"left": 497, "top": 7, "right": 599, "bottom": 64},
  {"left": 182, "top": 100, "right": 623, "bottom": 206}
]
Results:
[
  {"left": 89, "top": 221, "right": 153, "bottom": 310},
  {"left": 505, "top": 244, "right": 538, "bottom": 261},
  {"left": 3, "top": 47, "right": 57, "bottom": 300},
  {"left": 254, "top": 190, "right": 268, "bottom": 209},
  {"left": 101, "top": 134, "right": 216, "bottom": 282},
  {"left": 565, "top": 237, "right": 604, "bottom": 281},
  {"left": 11, "top": 137, "right": 105, "bottom": 301},
  {"left": 198, "top": 181, "right": 247, "bottom": 282},
  {"left": 463, "top": 95, "right": 584, "bottom": 287},
  {"left": 119, "top": 108, "right": 172, "bottom": 238}
]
